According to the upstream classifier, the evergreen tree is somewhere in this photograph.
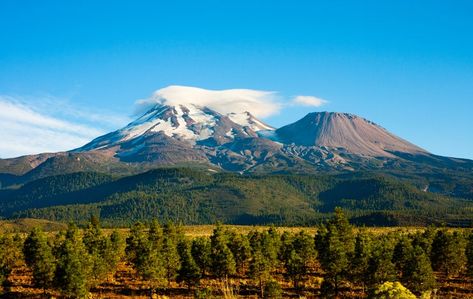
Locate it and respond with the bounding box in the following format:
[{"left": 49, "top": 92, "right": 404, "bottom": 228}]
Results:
[
  {"left": 431, "top": 230, "right": 466, "bottom": 277},
  {"left": 392, "top": 235, "right": 413, "bottom": 278},
  {"left": 228, "top": 231, "right": 251, "bottom": 275},
  {"left": 248, "top": 229, "right": 280, "bottom": 297},
  {"left": 177, "top": 239, "right": 201, "bottom": 289},
  {"left": 191, "top": 237, "right": 212, "bottom": 276},
  {"left": 350, "top": 231, "right": 372, "bottom": 292},
  {"left": 210, "top": 225, "right": 236, "bottom": 278},
  {"left": 366, "top": 236, "right": 396, "bottom": 292},
  {"left": 126, "top": 222, "right": 165, "bottom": 287},
  {"left": 82, "top": 218, "right": 110, "bottom": 282},
  {"left": 161, "top": 222, "right": 182, "bottom": 285},
  {"left": 316, "top": 208, "right": 355, "bottom": 296},
  {"left": 0, "top": 234, "right": 22, "bottom": 290},
  {"left": 465, "top": 232, "right": 473, "bottom": 277},
  {"left": 283, "top": 231, "right": 316, "bottom": 288},
  {"left": 54, "top": 224, "right": 92, "bottom": 298},
  {"left": 402, "top": 246, "right": 436, "bottom": 295},
  {"left": 23, "top": 228, "right": 56, "bottom": 290}
]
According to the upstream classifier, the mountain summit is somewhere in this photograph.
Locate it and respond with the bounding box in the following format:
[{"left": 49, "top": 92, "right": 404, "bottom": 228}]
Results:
[
  {"left": 276, "top": 112, "right": 426, "bottom": 157},
  {"left": 1, "top": 102, "right": 472, "bottom": 182}
]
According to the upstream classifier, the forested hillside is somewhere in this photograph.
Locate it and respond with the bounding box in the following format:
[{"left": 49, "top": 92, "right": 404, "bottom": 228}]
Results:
[{"left": 1, "top": 168, "right": 472, "bottom": 226}]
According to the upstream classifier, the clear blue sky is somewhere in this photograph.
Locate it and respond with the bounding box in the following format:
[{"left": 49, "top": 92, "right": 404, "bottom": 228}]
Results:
[{"left": 0, "top": 1, "right": 472, "bottom": 158}]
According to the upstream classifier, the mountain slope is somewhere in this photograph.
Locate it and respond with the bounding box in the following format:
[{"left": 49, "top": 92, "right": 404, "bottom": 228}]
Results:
[{"left": 276, "top": 112, "right": 426, "bottom": 157}]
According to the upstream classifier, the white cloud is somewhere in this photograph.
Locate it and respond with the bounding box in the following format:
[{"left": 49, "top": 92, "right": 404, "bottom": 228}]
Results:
[
  {"left": 0, "top": 96, "right": 128, "bottom": 158},
  {"left": 136, "top": 85, "right": 282, "bottom": 118},
  {"left": 291, "top": 95, "right": 328, "bottom": 107}
]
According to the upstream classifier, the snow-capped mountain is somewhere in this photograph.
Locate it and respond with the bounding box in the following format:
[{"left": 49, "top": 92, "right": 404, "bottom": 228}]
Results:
[
  {"left": 78, "top": 103, "right": 275, "bottom": 152},
  {"left": 1, "top": 101, "right": 472, "bottom": 182}
]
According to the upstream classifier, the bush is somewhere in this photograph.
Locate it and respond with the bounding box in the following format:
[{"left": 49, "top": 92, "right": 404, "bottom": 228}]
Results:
[
  {"left": 264, "top": 280, "right": 282, "bottom": 298},
  {"left": 372, "top": 281, "right": 417, "bottom": 299}
]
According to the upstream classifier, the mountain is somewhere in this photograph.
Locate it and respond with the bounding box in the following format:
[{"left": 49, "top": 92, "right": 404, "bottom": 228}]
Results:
[
  {"left": 0, "top": 101, "right": 472, "bottom": 199},
  {"left": 276, "top": 112, "right": 426, "bottom": 157},
  {"left": 1, "top": 98, "right": 473, "bottom": 226}
]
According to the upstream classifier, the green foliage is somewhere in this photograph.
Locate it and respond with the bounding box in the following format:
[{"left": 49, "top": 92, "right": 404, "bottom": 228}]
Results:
[
  {"left": 0, "top": 234, "right": 22, "bottom": 289},
  {"left": 402, "top": 246, "right": 436, "bottom": 294},
  {"left": 263, "top": 279, "right": 282, "bottom": 298},
  {"left": 281, "top": 231, "right": 317, "bottom": 288},
  {"left": 3, "top": 168, "right": 473, "bottom": 227},
  {"left": 372, "top": 281, "right": 417, "bottom": 299},
  {"left": 191, "top": 237, "right": 212, "bottom": 276},
  {"left": 210, "top": 225, "right": 236, "bottom": 278},
  {"left": 161, "top": 222, "right": 182, "bottom": 284},
  {"left": 82, "top": 218, "right": 122, "bottom": 283},
  {"left": 366, "top": 236, "right": 397, "bottom": 290},
  {"left": 316, "top": 208, "right": 355, "bottom": 295},
  {"left": 125, "top": 221, "right": 166, "bottom": 286},
  {"left": 350, "top": 231, "right": 372, "bottom": 289},
  {"left": 54, "top": 224, "right": 92, "bottom": 298},
  {"left": 227, "top": 231, "right": 251, "bottom": 275},
  {"left": 431, "top": 230, "right": 466, "bottom": 277},
  {"left": 177, "top": 239, "right": 201, "bottom": 289},
  {"left": 23, "top": 228, "right": 55, "bottom": 289}
]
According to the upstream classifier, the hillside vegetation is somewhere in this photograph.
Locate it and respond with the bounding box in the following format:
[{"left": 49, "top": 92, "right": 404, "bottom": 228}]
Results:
[{"left": 1, "top": 168, "right": 472, "bottom": 227}]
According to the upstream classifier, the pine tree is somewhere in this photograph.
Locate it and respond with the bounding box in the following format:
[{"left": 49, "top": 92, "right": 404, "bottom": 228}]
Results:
[
  {"left": 162, "top": 222, "right": 182, "bottom": 285},
  {"left": 366, "top": 236, "right": 396, "bottom": 292},
  {"left": 54, "top": 224, "right": 92, "bottom": 298},
  {"left": 0, "top": 234, "right": 22, "bottom": 290},
  {"left": 177, "top": 239, "right": 201, "bottom": 289},
  {"left": 191, "top": 237, "right": 212, "bottom": 277},
  {"left": 126, "top": 222, "right": 165, "bottom": 287},
  {"left": 283, "top": 231, "right": 316, "bottom": 288},
  {"left": 350, "top": 232, "right": 372, "bottom": 292},
  {"left": 23, "top": 228, "right": 56, "bottom": 290},
  {"left": 465, "top": 232, "right": 473, "bottom": 277},
  {"left": 210, "top": 225, "right": 236, "bottom": 278},
  {"left": 248, "top": 229, "right": 280, "bottom": 297},
  {"left": 316, "top": 208, "right": 355, "bottom": 296},
  {"left": 228, "top": 231, "right": 251, "bottom": 275},
  {"left": 82, "top": 218, "right": 110, "bottom": 282},
  {"left": 392, "top": 236, "right": 413, "bottom": 278},
  {"left": 402, "top": 246, "right": 436, "bottom": 295},
  {"left": 431, "top": 230, "right": 466, "bottom": 277}
]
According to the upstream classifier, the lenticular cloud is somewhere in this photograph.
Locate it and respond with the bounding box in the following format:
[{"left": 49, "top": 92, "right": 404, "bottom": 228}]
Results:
[{"left": 136, "top": 85, "right": 282, "bottom": 118}]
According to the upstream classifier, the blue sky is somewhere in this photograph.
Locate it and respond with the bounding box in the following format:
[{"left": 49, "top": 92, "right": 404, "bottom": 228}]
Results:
[{"left": 0, "top": 1, "right": 472, "bottom": 158}]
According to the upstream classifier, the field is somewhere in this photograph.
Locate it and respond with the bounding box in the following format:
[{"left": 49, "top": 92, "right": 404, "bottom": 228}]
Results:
[{"left": 2, "top": 218, "right": 473, "bottom": 298}]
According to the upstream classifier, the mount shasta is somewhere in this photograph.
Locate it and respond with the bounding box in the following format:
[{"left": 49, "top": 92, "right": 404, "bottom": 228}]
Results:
[
  {"left": 1, "top": 99, "right": 471, "bottom": 178},
  {"left": 1, "top": 91, "right": 473, "bottom": 226}
]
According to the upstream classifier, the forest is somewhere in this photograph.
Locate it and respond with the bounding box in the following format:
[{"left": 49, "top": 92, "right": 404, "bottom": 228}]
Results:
[
  {"left": 2, "top": 168, "right": 473, "bottom": 227},
  {"left": 1, "top": 210, "right": 473, "bottom": 298}
]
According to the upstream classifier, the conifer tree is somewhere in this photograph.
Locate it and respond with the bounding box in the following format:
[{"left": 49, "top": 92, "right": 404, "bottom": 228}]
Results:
[
  {"left": 191, "top": 237, "right": 212, "bottom": 277},
  {"left": 161, "top": 222, "right": 182, "bottom": 285},
  {"left": 54, "top": 224, "right": 92, "bottom": 298},
  {"left": 23, "top": 228, "right": 56, "bottom": 290},
  {"left": 177, "top": 239, "right": 201, "bottom": 289},
  {"left": 431, "top": 230, "right": 466, "bottom": 277},
  {"left": 350, "top": 232, "right": 372, "bottom": 292},
  {"left": 0, "top": 234, "right": 22, "bottom": 290},
  {"left": 210, "top": 225, "right": 236, "bottom": 278},
  {"left": 366, "top": 237, "right": 396, "bottom": 291},
  {"left": 228, "top": 231, "right": 251, "bottom": 275},
  {"left": 248, "top": 229, "right": 280, "bottom": 297},
  {"left": 126, "top": 222, "right": 165, "bottom": 287},
  {"left": 465, "top": 232, "right": 473, "bottom": 277},
  {"left": 316, "top": 208, "right": 355, "bottom": 296},
  {"left": 402, "top": 246, "right": 436, "bottom": 295},
  {"left": 283, "top": 231, "right": 316, "bottom": 288},
  {"left": 392, "top": 236, "right": 413, "bottom": 278},
  {"left": 82, "top": 218, "right": 110, "bottom": 282}
]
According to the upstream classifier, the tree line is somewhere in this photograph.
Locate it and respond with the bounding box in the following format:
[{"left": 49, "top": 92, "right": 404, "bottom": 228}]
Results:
[{"left": 1, "top": 210, "right": 473, "bottom": 298}]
